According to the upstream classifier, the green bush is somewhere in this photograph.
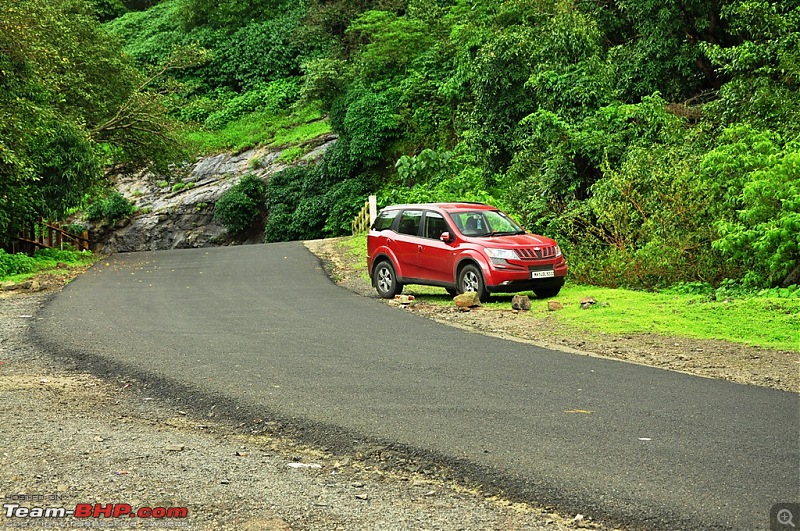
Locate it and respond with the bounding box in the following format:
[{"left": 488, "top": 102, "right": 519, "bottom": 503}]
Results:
[
  {"left": 86, "top": 192, "right": 136, "bottom": 224},
  {"left": 204, "top": 79, "right": 301, "bottom": 130},
  {"left": 703, "top": 125, "right": 800, "bottom": 288},
  {"left": 0, "top": 250, "right": 38, "bottom": 278},
  {"left": 264, "top": 166, "right": 310, "bottom": 242},
  {"left": 28, "top": 248, "right": 95, "bottom": 271},
  {"left": 61, "top": 223, "right": 87, "bottom": 235},
  {"left": 213, "top": 174, "right": 266, "bottom": 234},
  {"left": 213, "top": 7, "right": 323, "bottom": 91}
]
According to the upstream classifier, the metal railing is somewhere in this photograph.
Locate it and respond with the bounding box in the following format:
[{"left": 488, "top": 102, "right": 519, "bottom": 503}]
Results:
[{"left": 13, "top": 220, "right": 91, "bottom": 254}]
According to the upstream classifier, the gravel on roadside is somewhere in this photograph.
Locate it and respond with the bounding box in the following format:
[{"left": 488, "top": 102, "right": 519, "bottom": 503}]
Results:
[{"left": 0, "top": 292, "right": 595, "bottom": 531}]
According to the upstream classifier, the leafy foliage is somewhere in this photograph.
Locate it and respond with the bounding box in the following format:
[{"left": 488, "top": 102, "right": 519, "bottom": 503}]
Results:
[
  {"left": 86, "top": 192, "right": 137, "bottom": 224},
  {"left": 703, "top": 125, "right": 800, "bottom": 287},
  {"left": 701, "top": 1, "right": 800, "bottom": 136},
  {"left": 204, "top": 79, "right": 300, "bottom": 130},
  {"left": 213, "top": 174, "right": 267, "bottom": 234},
  {"left": 0, "top": 248, "right": 96, "bottom": 280},
  {"left": 0, "top": 250, "right": 38, "bottom": 278}
]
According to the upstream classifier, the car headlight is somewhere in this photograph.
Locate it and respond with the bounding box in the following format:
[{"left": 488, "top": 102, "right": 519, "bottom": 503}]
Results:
[
  {"left": 555, "top": 245, "right": 562, "bottom": 257},
  {"left": 485, "top": 248, "right": 517, "bottom": 260}
]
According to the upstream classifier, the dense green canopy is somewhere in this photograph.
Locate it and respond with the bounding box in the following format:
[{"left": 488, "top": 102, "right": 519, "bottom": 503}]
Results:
[{"left": 3, "top": 0, "right": 798, "bottom": 289}]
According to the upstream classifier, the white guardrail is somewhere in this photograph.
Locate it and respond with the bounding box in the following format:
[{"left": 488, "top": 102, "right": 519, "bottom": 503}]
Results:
[{"left": 351, "top": 195, "right": 377, "bottom": 235}]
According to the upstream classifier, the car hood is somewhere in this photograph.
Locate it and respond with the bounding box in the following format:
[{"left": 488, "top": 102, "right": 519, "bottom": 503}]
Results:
[{"left": 477, "top": 233, "right": 557, "bottom": 247}]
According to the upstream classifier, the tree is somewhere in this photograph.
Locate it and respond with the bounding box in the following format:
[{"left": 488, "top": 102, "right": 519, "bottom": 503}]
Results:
[
  {"left": 701, "top": 0, "right": 800, "bottom": 136},
  {"left": 0, "top": 0, "right": 189, "bottom": 244}
]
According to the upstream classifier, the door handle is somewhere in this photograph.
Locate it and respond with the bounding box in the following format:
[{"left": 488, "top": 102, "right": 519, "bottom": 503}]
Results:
[{"left": 418, "top": 245, "right": 423, "bottom": 253}]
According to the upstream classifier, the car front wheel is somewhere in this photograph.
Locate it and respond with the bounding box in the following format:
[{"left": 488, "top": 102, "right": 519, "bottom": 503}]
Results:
[
  {"left": 374, "top": 260, "right": 402, "bottom": 298},
  {"left": 458, "top": 264, "right": 489, "bottom": 302}
]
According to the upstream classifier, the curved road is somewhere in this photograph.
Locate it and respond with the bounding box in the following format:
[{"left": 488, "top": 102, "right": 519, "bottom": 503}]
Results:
[{"left": 35, "top": 243, "right": 799, "bottom": 529}]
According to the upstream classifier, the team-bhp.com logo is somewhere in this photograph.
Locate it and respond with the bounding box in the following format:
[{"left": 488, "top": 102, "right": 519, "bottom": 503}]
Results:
[{"left": 4, "top": 502, "right": 188, "bottom": 520}]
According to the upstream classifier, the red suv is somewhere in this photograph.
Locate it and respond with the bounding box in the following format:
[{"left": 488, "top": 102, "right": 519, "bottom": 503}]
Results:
[{"left": 367, "top": 203, "right": 567, "bottom": 301}]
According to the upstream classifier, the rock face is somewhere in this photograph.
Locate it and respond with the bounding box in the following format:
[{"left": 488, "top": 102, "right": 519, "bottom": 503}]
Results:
[{"left": 95, "top": 135, "right": 337, "bottom": 253}]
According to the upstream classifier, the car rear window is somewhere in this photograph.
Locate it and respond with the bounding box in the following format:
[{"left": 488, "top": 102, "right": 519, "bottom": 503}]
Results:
[
  {"left": 397, "top": 210, "right": 423, "bottom": 236},
  {"left": 373, "top": 209, "right": 399, "bottom": 231}
]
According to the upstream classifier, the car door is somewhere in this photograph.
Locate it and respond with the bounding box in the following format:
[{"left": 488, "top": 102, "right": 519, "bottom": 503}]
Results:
[
  {"left": 391, "top": 209, "right": 424, "bottom": 279},
  {"left": 417, "top": 210, "right": 457, "bottom": 284}
]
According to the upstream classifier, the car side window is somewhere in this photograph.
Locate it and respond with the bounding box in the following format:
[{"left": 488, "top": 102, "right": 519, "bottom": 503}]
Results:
[
  {"left": 373, "top": 210, "right": 399, "bottom": 231},
  {"left": 397, "top": 210, "right": 423, "bottom": 236},
  {"left": 424, "top": 212, "right": 449, "bottom": 240}
]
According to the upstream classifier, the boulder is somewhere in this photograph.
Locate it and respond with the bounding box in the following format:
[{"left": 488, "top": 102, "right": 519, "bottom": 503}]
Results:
[
  {"left": 1, "top": 281, "right": 18, "bottom": 291},
  {"left": 454, "top": 292, "right": 481, "bottom": 308},
  {"left": 547, "top": 300, "right": 564, "bottom": 311},
  {"left": 511, "top": 295, "right": 531, "bottom": 311}
]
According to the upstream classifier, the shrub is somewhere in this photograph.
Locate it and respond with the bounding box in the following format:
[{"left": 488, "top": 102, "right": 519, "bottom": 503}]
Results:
[
  {"left": 213, "top": 174, "right": 266, "bottom": 234},
  {"left": 61, "top": 223, "right": 87, "bottom": 235},
  {"left": 0, "top": 250, "right": 38, "bottom": 278},
  {"left": 86, "top": 192, "right": 136, "bottom": 224},
  {"left": 704, "top": 126, "right": 800, "bottom": 288},
  {"left": 264, "top": 166, "right": 309, "bottom": 242},
  {"left": 204, "top": 79, "right": 300, "bottom": 130}
]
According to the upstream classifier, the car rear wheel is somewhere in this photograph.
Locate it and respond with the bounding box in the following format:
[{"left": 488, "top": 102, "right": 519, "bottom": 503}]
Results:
[
  {"left": 533, "top": 286, "right": 562, "bottom": 298},
  {"left": 458, "top": 264, "right": 489, "bottom": 302},
  {"left": 374, "top": 260, "right": 402, "bottom": 298}
]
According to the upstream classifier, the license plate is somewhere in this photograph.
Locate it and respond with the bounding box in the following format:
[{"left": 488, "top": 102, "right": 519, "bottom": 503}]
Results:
[{"left": 531, "top": 270, "right": 555, "bottom": 279}]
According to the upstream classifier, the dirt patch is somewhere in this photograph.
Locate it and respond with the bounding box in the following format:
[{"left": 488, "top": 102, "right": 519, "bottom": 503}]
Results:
[
  {"left": 305, "top": 238, "right": 799, "bottom": 394},
  {"left": 0, "top": 263, "right": 95, "bottom": 299}
]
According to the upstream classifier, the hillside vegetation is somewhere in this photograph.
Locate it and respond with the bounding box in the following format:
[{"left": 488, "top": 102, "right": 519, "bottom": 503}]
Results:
[{"left": 1, "top": 0, "right": 798, "bottom": 291}]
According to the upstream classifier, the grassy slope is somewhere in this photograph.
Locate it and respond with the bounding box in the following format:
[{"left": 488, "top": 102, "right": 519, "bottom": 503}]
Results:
[{"left": 183, "top": 106, "right": 331, "bottom": 155}]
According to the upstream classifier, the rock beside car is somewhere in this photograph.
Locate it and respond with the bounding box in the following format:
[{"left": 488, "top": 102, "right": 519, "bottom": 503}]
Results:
[{"left": 454, "top": 291, "right": 481, "bottom": 308}]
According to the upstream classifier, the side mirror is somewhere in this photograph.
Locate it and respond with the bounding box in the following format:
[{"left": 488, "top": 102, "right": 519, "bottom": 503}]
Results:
[{"left": 440, "top": 232, "right": 453, "bottom": 243}]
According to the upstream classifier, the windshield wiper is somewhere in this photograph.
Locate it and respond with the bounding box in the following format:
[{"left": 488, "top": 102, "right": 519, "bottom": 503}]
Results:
[{"left": 487, "top": 230, "right": 524, "bottom": 237}]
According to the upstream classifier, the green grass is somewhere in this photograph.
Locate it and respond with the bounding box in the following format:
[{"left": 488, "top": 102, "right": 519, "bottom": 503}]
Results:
[
  {"left": 276, "top": 145, "right": 305, "bottom": 164},
  {"left": 183, "top": 105, "right": 331, "bottom": 155},
  {"left": 338, "top": 234, "right": 800, "bottom": 352},
  {"left": 537, "top": 284, "right": 799, "bottom": 352},
  {"left": 269, "top": 119, "right": 331, "bottom": 148},
  {"left": 0, "top": 248, "right": 100, "bottom": 283}
]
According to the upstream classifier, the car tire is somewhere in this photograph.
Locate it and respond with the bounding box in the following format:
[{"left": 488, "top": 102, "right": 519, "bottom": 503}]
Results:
[
  {"left": 458, "top": 264, "right": 490, "bottom": 302},
  {"left": 533, "top": 286, "right": 562, "bottom": 298},
  {"left": 373, "top": 260, "right": 402, "bottom": 298}
]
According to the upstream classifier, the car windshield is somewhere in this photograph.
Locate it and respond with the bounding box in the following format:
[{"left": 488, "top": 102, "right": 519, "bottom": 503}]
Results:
[{"left": 450, "top": 210, "right": 525, "bottom": 237}]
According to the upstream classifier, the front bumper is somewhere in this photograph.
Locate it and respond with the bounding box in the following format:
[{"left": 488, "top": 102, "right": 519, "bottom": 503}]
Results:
[{"left": 484, "top": 258, "right": 568, "bottom": 292}]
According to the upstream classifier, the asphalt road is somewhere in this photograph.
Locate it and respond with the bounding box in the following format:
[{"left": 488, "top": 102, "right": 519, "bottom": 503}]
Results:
[{"left": 35, "top": 243, "right": 799, "bottom": 530}]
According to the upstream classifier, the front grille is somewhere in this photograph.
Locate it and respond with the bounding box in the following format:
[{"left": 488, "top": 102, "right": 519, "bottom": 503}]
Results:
[{"left": 515, "top": 246, "right": 557, "bottom": 260}]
